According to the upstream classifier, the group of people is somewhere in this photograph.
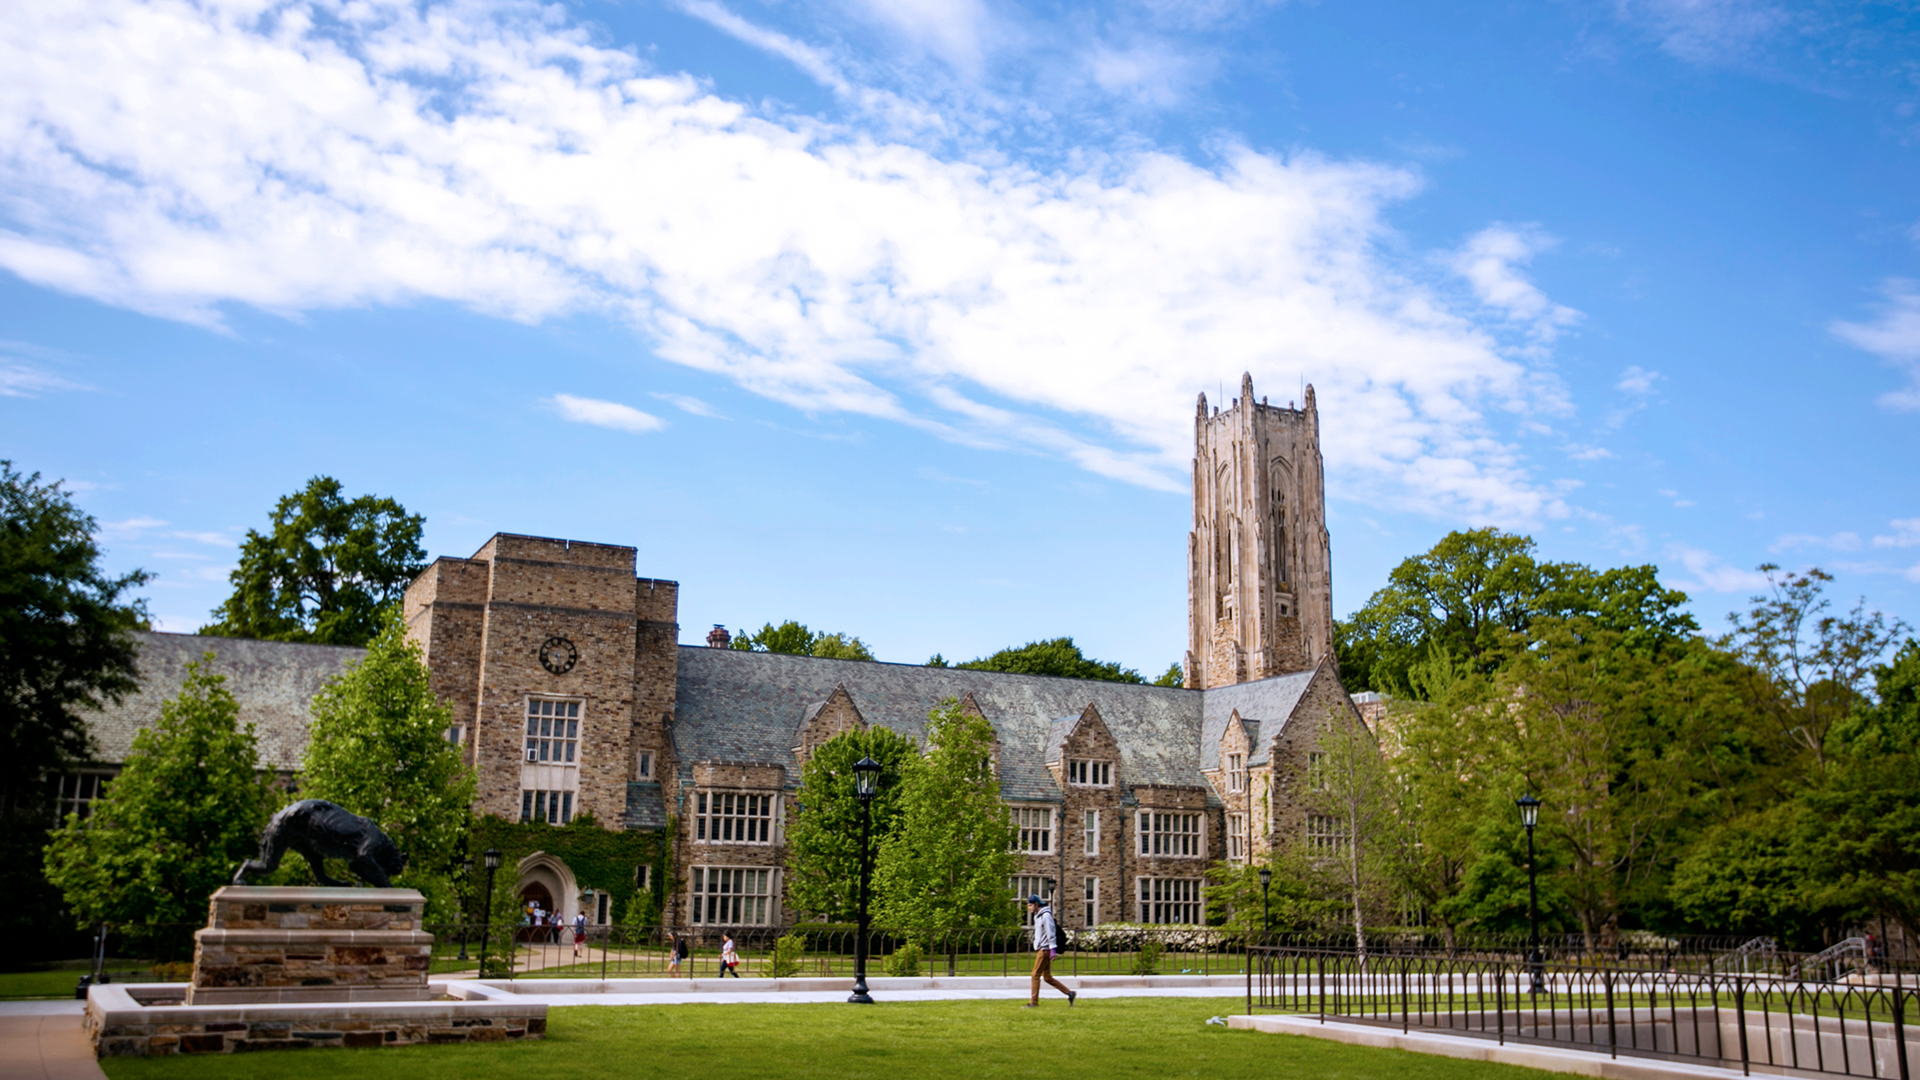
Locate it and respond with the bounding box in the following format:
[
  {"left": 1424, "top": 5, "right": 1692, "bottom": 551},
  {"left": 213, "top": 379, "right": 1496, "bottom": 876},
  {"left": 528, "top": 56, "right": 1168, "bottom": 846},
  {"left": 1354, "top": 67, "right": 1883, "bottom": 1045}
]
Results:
[
  {"left": 663, "top": 931, "right": 741, "bottom": 976},
  {"left": 521, "top": 902, "right": 593, "bottom": 959}
]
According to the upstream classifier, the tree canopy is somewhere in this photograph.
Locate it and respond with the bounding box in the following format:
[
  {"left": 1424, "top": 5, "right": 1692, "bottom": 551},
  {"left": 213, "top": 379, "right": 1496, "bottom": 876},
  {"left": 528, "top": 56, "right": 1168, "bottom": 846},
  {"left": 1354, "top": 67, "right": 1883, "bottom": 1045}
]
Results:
[
  {"left": 872, "top": 698, "right": 1019, "bottom": 930},
  {"left": 730, "top": 620, "right": 876, "bottom": 661},
  {"left": 0, "top": 461, "right": 149, "bottom": 812},
  {"left": 297, "top": 608, "right": 476, "bottom": 905},
  {"left": 202, "top": 476, "right": 425, "bottom": 647},
  {"left": 783, "top": 726, "right": 920, "bottom": 921},
  {"left": 44, "top": 655, "right": 275, "bottom": 925},
  {"left": 954, "top": 637, "right": 1145, "bottom": 683},
  {"left": 1335, "top": 528, "right": 1696, "bottom": 695}
]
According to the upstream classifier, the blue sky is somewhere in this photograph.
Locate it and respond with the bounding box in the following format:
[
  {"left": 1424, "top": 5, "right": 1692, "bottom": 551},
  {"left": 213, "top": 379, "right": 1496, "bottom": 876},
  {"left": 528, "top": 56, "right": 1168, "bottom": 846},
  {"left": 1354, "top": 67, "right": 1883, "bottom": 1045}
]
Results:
[{"left": 2, "top": 0, "right": 1916, "bottom": 675}]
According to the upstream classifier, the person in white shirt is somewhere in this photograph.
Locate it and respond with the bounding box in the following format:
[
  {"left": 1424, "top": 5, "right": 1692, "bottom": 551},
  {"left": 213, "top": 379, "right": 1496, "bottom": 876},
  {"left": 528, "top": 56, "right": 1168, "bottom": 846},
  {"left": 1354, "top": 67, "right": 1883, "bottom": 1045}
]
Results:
[
  {"left": 1023, "top": 895, "right": 1076, "bottom": 1008},
  {"left": 572, "top": 912, "right": 588, "bottom": 959},
  {"left": 720, "top": 933, "right": 740, "bottom": 977}
]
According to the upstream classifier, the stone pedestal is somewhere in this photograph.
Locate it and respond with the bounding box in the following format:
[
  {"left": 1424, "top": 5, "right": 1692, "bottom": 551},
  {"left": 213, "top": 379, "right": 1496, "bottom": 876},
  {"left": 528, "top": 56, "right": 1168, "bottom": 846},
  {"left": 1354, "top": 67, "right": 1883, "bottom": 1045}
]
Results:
[{"left": 187, "top": 886, "right": 433, "bottom": 1005}]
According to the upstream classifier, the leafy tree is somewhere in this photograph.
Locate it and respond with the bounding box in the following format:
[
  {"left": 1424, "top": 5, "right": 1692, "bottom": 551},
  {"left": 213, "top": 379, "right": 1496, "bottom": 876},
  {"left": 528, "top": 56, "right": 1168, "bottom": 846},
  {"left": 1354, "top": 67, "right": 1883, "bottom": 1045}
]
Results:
[
  {"left": 872, "top": 698, "right": 1019, "bottom": 943},
  {"left": 1336, "top": 529, "right": 1694, "bottom": 695},
  {"left": 0, "top": 461, "right": 150, "bottom": 811},
  {"left": 1204, "top": 849, "right": 1333, "bottom": 936},
  {"left": 1309, "top": 710, "right": 1394, "bottom": 958},
  {"left": 297, "top": 608, "right": 476, "bottom": 902},
  {"left": 202, "top": 476, "right": 425, "bottom": 647},
  {"left": 44, "top": 655, "right": 276, "bottom": 925},
  {"left": 731, "top": 620, "right": 875, "bottom": 660},
  {"left": 1722, "top": 566, "right": 1909, "bottom": 766},
  {"left": 957, "top": 637, "right": 1144, "bottom": 683},
  {"left": 784, "top": 727, "right": 920, "bottom": 921},
  {"left": 1152, "top": 663, "right": 1185, "bottom": 687},
  {"left": 925, "top": 654, "right": 949, "bottom": 667}
]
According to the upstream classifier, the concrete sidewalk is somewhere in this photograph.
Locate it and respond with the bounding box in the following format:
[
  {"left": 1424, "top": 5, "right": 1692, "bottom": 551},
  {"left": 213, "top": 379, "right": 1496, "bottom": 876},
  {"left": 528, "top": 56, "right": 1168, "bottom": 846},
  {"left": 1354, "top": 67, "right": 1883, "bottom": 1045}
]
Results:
[
  {"left": 439, "top": 972, "right": 1251, "bottom": 1007},
  {"left": 0, "top": 1003, "right": 105, "bottom": 1080}
]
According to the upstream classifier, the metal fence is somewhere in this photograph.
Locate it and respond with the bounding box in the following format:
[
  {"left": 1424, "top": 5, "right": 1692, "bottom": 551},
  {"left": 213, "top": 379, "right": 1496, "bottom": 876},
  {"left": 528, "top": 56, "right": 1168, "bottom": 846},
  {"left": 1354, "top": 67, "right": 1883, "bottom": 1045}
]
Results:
[{"left": 1248, "top": 945, "right": 1918, "bottom": 1079}]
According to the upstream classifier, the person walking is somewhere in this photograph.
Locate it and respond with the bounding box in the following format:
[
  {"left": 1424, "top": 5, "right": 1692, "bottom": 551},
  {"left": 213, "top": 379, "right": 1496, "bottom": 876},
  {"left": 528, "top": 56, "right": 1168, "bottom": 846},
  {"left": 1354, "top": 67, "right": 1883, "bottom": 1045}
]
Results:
[
  {"left": 720, "top": 933, "right": 740, "bottom": 977},
  {"left": 572, "top": 912, "right": 588, "bottom": 960},
  {"left": 1023, "top": 895, "right": 1075, "bottom": 1008},
  {"left": 666, "top": 931, "right": 682, "bottom": 977}
]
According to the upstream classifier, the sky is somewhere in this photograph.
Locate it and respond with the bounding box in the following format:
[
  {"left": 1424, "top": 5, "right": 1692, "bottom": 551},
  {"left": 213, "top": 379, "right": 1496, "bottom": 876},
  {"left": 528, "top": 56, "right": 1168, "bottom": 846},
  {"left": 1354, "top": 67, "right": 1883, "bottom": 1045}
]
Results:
[{"left": 2, "top": 0, "right": 1916, "bottom": 676}]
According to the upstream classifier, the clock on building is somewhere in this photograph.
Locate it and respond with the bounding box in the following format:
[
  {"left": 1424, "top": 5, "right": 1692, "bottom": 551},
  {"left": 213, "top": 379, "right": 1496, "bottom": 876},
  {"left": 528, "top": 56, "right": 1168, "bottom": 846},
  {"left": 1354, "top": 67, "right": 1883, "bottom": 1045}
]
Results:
[{"left": 538, "top": 636, "right": 578, "bottom": 675}]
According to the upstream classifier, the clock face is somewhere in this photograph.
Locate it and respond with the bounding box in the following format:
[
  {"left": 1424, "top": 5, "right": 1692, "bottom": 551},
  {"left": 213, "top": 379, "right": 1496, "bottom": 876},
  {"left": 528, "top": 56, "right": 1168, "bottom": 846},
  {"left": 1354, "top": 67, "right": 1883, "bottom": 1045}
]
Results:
[{"left": 538, "top": 636, "right": 579, "bottom": 675}]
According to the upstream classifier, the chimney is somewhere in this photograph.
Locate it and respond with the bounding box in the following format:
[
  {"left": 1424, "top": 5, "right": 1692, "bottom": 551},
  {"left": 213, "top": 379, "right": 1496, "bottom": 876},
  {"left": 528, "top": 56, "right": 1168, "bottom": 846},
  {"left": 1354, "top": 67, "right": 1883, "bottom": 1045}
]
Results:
[{"left": 706, "top": 624, "right": 732, "bottom": 649}]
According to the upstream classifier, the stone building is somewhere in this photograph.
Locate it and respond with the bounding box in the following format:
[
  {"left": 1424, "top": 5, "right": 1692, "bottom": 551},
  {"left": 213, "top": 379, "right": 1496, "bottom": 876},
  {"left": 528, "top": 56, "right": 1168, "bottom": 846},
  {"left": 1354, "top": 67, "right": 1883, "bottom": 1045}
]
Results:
[{"left": 71, "top": 375, "right": 1373, "bottom": 930}]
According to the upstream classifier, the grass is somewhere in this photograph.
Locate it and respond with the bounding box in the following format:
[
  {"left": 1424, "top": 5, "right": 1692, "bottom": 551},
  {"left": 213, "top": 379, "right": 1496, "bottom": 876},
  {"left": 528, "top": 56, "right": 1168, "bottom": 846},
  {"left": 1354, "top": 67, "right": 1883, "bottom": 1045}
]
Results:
[
  {"left": 97, "top": 997, "right": 1569, "bottom": 1080},
  {"left": 0, "top": 962, "right": 190, "bottom": 1000}
]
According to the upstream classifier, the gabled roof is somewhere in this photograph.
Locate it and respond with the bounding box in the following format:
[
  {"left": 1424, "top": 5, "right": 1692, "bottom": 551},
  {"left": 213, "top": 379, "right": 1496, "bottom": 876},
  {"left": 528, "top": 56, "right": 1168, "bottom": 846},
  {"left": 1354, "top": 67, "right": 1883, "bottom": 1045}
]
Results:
[
  {"left": 672, "top": 647, "right": 1205, "bottom": 801},
  {"left": 1199, "top": 666, "right": 1320, "bottom": 772}
]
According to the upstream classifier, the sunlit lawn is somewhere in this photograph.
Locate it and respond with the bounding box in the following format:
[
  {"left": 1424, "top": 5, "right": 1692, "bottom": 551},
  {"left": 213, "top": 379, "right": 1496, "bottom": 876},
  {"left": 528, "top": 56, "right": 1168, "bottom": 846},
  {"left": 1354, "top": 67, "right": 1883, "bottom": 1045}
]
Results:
[{"left": 98, "top": 997, "right": 1569, "bottom": 1080}]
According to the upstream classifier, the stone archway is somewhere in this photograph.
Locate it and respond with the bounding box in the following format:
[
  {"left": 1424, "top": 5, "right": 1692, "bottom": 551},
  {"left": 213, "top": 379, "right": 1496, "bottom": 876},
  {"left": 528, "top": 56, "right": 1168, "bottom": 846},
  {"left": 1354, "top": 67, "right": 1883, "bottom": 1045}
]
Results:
[{"left": 514, "top": 851, "right": 580, "bottom": 923}]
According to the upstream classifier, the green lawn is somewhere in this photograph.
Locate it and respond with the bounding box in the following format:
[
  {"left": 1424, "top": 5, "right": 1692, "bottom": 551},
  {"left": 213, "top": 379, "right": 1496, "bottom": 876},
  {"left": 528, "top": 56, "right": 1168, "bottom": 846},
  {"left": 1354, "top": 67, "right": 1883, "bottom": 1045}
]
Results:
[
  {"left": 98, "top": 997, "right": 1565, "bottom": 1080},
  {"left": 0, "top": 964, "right": 189, "bottom": 1000}
]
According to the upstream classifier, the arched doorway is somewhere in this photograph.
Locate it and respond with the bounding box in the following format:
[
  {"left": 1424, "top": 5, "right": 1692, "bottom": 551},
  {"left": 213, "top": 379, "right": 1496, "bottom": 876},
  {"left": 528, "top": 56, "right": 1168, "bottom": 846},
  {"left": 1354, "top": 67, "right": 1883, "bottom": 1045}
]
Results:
[
  {"left": 512, "top": 852, "right": 579, "bottom": 943},
  {"left": 517, "top": 881, "right": 555, "bottom": 943}
]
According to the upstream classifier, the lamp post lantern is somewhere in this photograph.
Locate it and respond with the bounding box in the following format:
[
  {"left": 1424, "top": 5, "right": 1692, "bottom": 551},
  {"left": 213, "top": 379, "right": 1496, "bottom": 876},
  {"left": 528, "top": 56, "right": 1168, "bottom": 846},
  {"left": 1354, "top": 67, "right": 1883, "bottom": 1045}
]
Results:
[
  {"left": 1258, "top": 867, "right": 1273, "bottom": 937},
  {"left": 458, "top": 856, "right": 475, "bottom": 961},
  {"left": 849, "top": 756, "right": 882, "bottom": 1004},
  {"left": 478, "top": 848, "right": 503, "bottom": 979},
  {"left": 1516, "top": 794, "right": 1544, "bottom": 995}
]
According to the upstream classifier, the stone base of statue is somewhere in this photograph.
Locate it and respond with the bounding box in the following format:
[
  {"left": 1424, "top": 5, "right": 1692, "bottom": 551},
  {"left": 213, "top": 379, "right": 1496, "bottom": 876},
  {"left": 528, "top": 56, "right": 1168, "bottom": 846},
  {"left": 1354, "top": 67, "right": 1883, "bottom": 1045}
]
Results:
[{"left": 186, "top": 886, "right": 433, "bottom": 1005}]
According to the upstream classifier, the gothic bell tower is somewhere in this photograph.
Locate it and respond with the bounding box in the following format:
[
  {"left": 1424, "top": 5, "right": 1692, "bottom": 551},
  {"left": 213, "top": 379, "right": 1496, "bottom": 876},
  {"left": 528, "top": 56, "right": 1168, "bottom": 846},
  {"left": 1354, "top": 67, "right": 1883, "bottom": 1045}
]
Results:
[{"left": 1186, "top": 373, "right": 1334, "bottom": 689}]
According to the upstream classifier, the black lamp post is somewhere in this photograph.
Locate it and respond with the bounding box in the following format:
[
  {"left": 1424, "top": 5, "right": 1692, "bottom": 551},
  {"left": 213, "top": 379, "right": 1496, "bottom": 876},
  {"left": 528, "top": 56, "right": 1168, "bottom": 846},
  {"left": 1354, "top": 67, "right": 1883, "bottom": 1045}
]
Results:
[
  {"left": 1258, "top": 866, "right": 1273, "bottom": 937},
  {"left": 478, "top": 848, "right": 502, "bottom": 978},
  {"left": 849, "top": 756, "right": 882, "bottom": 1004},
  {"left": 1516, "top": 794, "right": 1544, "bottom": 995},
  {"left": 458, "top": 856, "right": 475, "bottom": 961}
]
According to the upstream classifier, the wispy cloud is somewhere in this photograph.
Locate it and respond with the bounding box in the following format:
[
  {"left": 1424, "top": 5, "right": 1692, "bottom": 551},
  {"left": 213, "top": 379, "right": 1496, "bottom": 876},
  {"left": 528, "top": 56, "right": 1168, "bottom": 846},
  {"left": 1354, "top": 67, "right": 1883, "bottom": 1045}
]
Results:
[
  {"left": 1772, "top": 531, "right": 1863, "bottom": 553},
  {"left": 1614, "top": 0, "right": 1791, "bottom": 66},
  {"left": 0, "top": 0, "right": 1588, "bottom": 525},
  {"left": 1666, "top": 543, "right": 1771, "bottom": 593},
  {"left": 1872, "top": 519, "right": 1920, "bottom": 549},
  {"left": 651, "top": 392, "right": 723, "bottom": 418},
  {"left": 1830, "top": 279, "right": 1920, "bottom": 411},
  {"left": 1616, "top": 365, "right": 1662, "bottom": 394},
  {"left": 1446, "top": 226, "right": 1583, "bottom": 350},
  {"left": 1564, "top": 443, "right": 1614, "bottom": 461},
  {"left": 548, "top": 395, "right": 666, "bottom": 434}
]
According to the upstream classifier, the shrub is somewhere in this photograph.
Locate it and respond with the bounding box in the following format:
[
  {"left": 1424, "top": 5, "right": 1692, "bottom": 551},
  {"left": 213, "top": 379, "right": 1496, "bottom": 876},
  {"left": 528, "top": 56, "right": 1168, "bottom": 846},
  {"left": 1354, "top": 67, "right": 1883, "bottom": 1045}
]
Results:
[
  {"left": 1130, "top": 937, "right": 1163, "bottom": 976},
  {"left": 769, "top": 934, "right": 804, "bottom": 978},
  {"left": 883, "top": 941, "right": 923, "bottom": 977}
]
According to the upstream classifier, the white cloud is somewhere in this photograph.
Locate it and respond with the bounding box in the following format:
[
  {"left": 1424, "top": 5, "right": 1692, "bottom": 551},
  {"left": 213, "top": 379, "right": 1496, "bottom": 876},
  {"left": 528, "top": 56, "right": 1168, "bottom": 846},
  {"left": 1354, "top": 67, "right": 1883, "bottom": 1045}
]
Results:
[
  {"left": 548, "top": 394, "right": 666, "bottom": 434},
  {"left": 1616, "top": 365, "right": 1661, "bottom": 394},
  {"left": 0, "top": 363, "right": 79, "bottom": 397},
  {"left": 651, "top": 392, "right": 722, "bottom": 418},
  {"left": 1086, "top": 40, "right": 1209, "bottom": 107},
  {"left": 0, "top": 0, "right": 1585, "bottom": 525},
  {"left": 1872, "top": 518, "right": 1920, "bottom": 549},
  {"left": 1666, "top": 543, "right": 1770, "bottom": 593},
  {"left": 839, "top": 0, "right": 995, "bottom": 74},
  {"left": 1830, "top": 279, "right": 1920, "bottom": 410},
  {"left": 1445, "top": 226, "right": 1583, "bottom": 350},
  {"left": 99, "top": 516, "right": 167, "bottom": 539},
  {"left": 1772, "top": 531, "right": 1863, "bottom": 553},
  {"left": 1564, "top": 443, "right": 1613, "bottom": 461}
]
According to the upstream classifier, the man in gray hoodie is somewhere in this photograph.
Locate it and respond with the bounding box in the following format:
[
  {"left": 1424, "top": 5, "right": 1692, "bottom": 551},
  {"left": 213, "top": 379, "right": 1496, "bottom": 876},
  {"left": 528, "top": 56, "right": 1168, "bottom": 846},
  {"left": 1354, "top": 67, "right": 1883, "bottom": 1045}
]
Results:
[{"left": 1023, "top": 895, "right": 1076, "bottom": 1008}]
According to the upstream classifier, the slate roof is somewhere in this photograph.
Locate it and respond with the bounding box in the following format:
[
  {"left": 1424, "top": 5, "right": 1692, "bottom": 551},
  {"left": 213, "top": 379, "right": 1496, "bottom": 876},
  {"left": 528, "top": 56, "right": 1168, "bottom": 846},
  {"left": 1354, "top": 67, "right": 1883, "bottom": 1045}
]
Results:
[
  {"left": 1198, "top": 667, "right": 1318, "bottom": 772},
  {"left": 672, "top": 647, "right": 1206, "bottom": 802},
  {"left": 85, "top": 631, "right": 366, "bottom": 771},
  {"left": 624, "top": 782, "right": 667, "bottom": 830}
]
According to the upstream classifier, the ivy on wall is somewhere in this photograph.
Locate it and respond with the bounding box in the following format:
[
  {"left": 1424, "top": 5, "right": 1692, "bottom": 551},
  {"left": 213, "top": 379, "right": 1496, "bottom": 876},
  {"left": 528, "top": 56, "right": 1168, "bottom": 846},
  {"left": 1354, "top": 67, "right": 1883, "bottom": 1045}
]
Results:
[{"left": 466, "top": 812, "right": 673, "bottom": 921}]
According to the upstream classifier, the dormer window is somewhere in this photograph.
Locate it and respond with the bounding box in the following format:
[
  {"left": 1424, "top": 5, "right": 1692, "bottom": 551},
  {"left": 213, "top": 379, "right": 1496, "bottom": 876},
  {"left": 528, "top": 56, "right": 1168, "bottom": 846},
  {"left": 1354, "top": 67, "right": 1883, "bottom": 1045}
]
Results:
[{"left": 1067, "top": 759, "right": 1113, "bottom": 787}]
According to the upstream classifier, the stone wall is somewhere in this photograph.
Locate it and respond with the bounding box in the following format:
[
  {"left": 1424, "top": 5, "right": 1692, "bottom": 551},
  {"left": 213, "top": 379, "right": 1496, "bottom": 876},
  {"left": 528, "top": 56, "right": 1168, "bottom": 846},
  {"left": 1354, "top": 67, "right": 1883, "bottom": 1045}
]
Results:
[
  {"left": 188, "top": 887, "right": 431, "bottom": 1006},
  {"left": 88, "top": 984, "right": 546, "bottom": 1057}
]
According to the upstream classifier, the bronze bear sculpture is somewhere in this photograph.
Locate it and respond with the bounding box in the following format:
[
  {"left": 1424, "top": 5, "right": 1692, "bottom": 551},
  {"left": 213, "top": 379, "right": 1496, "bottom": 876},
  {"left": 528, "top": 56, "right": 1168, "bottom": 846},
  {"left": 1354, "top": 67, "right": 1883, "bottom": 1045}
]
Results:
[{"left": 233, "top": 799, "right": 407, "bottom": 888}]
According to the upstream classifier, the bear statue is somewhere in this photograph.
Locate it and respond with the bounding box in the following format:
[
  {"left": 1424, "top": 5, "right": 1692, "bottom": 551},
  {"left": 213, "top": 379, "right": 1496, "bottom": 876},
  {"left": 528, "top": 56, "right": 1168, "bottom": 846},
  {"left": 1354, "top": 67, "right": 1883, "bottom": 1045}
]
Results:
[{"left": 232, "top": 799, "right": 407, "bottom": 889}]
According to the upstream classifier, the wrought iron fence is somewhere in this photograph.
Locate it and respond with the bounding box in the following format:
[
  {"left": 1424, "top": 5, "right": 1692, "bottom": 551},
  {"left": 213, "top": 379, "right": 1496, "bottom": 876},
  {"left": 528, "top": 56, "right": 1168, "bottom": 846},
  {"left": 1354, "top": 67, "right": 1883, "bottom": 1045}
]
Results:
[{"left": 1248, "top": 945, "right": 1918, "bottom": 1079}]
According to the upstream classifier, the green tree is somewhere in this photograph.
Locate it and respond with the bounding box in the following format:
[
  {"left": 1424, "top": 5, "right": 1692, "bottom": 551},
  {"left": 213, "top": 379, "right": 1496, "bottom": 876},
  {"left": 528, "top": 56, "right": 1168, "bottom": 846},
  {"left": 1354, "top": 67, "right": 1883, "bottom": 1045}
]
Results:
[
  {"left": 297, "top": 608, "right": 476, "bottom": 901},
  {"left": 44, "top": 655, "right": 275, "bottom": 925},
  {"left": 0, "top": 461, "right": 150, "bottom": 811},
  {"left": 1722, "top": 566, "right": 1909, "bottom": 766},
  {"left": 202, "top": 476, "right": 425, "bottom": 647},
  {"left": 1204, "top": 849, "right": 1331, "bottom": 936},
  {"left": 731, "top": 621, "right": 875, "bottom": 660},
  {"left": 784, "top": 727, "right": 920, "bottom": 921},
  {"left": 1336, "top": 529, "right": 1694, "bottom": 695},
  {"left": 872, "top": 698, "right": 1019, "bottom": 942},
  {"left": 1152, "top": 663, "right": 1185, "bottom": 687},
  {"left": 957, "top": 637, "right": 1144, "bottom": 683},
  {"left": 1309, "top": 710, "right": 1394, "bottom": 958}
]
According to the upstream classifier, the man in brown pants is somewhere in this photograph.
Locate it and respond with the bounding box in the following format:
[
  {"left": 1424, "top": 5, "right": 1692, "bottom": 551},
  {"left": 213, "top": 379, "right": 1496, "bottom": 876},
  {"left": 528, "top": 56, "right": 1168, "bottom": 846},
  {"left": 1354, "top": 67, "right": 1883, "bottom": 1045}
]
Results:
[{"left": 1023, "top": 895, "right": 1076, "bottom": 1008}]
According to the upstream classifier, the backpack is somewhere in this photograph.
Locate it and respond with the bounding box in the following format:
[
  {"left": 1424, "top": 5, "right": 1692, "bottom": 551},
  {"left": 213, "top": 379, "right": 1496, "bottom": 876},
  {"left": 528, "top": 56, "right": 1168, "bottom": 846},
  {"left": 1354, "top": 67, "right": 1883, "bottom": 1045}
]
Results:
[{"left": 1054, "top": 921, "right": 1071, "bottom": 954}]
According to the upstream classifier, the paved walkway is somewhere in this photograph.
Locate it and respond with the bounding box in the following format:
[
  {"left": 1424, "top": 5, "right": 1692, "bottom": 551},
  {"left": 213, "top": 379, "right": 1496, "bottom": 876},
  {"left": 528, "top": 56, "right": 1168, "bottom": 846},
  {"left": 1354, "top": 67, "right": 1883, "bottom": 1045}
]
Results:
[{"left": 0, "top": 1003, "right": 104, "bottom": 1080}]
